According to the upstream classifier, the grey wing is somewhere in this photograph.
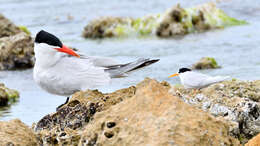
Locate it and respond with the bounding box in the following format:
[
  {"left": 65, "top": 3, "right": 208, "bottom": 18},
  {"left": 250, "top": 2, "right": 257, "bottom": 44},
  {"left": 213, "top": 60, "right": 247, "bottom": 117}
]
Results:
[
  {"left": 58, "top": 57, "right": 111, "bottom": 90},
  {"left": 183, "top": 72, "right": 211, "bottom": 88},
  {"left": 88, "top": 56, "right": 120, "bottom": 67}
]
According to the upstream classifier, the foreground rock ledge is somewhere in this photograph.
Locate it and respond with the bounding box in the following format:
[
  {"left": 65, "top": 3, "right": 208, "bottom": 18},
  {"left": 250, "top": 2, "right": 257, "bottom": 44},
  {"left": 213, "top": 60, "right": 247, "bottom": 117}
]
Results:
[
  {"left": 0, "top": 119, "right": 38, "bottom": 146},
  {"left": 34, "top": 78, "right": 239, "bottom": 145},
  {"left": 170, "top": 79, "right": 260, "bottom": 143}
]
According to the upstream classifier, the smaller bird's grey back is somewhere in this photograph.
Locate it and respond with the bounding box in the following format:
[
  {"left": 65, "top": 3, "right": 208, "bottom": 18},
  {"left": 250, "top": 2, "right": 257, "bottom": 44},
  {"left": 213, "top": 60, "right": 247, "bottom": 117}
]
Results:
[
  {"left": 104, "top": 58, "right": 159, "bottom": 78},
  {"left": 206, "top": 76, "right": 230, "bottom": 84}
]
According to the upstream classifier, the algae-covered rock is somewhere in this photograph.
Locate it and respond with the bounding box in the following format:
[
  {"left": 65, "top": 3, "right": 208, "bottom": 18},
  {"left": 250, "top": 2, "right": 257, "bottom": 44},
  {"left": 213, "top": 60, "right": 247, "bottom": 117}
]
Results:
[
  {"left": 34, "top": 78, "right": 239, "bottom": 145},
  {"left": 0, "top": 14, "right": 22, "bottom": 38},
  {"left": 0, "top": 32, "right": 34, "bottom": 70},
  {"left": 0, "top": 119, "right": 38, "bottom": 146},
  {"left": 192, "top": 57, "right": 220, "bottom": 69},
  {"left": 83, "top": 2, "right": 247, "bottom": 38},
  {"left": 83, "top": 17, "right": 134, "bottom": 38},
  {"left": 169, "top": 80, "right": 260, "bottom": 144},
  {"left": 0, "top": 83, "right": 19, "bottom": 106}
]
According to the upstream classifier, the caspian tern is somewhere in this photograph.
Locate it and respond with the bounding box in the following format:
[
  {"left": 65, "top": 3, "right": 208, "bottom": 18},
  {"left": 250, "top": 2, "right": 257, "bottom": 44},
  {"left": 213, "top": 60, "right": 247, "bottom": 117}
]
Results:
[
  {"left": 169, "top": 68, "right": 230, "bottom": 89},
  {"left": 33, "top": 30, "right": 159, "bottom": 108}
]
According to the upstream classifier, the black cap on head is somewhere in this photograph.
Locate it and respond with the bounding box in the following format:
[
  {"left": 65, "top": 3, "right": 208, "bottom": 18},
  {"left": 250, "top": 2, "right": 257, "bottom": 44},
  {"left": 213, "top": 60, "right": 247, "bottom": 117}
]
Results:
[
  {"left": 178, "top": 68, "right": 191, "bottom": 73},
  {"left": 35, "top": 30, "right": 62, "bottom": 48}
]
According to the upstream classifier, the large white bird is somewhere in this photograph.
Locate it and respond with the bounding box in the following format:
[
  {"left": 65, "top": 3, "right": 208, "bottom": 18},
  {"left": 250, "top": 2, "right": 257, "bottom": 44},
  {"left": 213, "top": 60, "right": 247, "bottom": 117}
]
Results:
[
  {"left": 169, "top": 68, "right": 230, "bottom": 89},
  {"left": 33, "top": 30, "right": 159, "bottom": 108}
]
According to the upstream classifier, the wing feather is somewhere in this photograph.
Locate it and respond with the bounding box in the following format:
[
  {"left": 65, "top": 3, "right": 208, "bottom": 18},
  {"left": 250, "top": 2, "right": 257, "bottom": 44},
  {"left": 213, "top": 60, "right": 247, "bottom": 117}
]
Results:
[{"left": 57, "top": 57, "right": 111, "bottom": 90}]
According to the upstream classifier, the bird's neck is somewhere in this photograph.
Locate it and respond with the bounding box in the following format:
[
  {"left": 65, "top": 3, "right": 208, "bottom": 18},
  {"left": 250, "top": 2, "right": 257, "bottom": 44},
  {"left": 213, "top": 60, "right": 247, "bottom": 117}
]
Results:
[{"left": 34, "top": 50, "right": 62, "bottom": 69}]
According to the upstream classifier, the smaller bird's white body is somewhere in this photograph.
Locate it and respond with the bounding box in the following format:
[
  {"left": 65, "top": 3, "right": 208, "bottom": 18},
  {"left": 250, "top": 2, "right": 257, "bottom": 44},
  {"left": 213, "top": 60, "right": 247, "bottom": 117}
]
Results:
[{"left": 178, "top": 71, "right": 229, "bottom": 89}]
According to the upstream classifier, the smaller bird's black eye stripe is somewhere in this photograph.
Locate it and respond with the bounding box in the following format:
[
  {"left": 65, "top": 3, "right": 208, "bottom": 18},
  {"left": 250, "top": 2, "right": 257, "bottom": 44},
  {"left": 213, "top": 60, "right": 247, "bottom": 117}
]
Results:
[
  {"left": 35, "top": 30, "right": 62, "bottom": 48},
  {"left": 179, "top": 68, "right": 191, "bottom": 73}
]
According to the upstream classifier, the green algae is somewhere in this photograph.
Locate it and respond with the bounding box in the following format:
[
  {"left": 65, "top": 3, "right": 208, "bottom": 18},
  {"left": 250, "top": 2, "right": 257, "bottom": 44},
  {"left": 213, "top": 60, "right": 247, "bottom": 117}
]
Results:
[{"left": 18, "top": 26, "right": 31, "bottom": 35}]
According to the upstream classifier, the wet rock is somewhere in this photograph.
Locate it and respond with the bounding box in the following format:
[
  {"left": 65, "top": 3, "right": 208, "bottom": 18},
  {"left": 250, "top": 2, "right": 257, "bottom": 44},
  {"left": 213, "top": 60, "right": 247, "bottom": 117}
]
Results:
[
  {"left": 0, "top": 83, "right": 19, "bottom": 106},
  {"left": 0, "top": 119, "right": 38, "bottom": 146},
  {"left": 0, "top": 14, "right": 22, "bottom": 38},
  {"left": 35, "top": 78, "right": 239, "bottom": 145},
  {"left": 170, "top": 79, "right": 260, "bottom": 144},
  {"left": 192, "top": 57, "right": 220, "bottom": 69},
  {"left": 0, "top": 32, "right": 34, "bottom": 70},
  {"left": 156, "top": 4, "right": 188, "bottom": 37},
  {"left": 245, "top": 133, "right": 260, "bottom": 146}
]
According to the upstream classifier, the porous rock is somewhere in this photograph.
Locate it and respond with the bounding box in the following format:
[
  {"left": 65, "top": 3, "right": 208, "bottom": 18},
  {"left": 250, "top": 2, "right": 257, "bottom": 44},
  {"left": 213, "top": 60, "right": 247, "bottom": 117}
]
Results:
[
  {"left": 34, "top": 86, "right": 136, "bottom": 145},
  {"left": 35, "top": 78, "right": 239, "bottom": 145},
  {"left": 0, "top": 119, "right": 38, "bottom": 146}
]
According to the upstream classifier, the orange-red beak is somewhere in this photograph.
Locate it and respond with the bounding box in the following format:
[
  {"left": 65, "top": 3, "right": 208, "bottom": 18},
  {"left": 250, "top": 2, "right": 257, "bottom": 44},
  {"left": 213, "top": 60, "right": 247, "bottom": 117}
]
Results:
[
  {"left": 168, "top": 73, "right": 179, "bottom": 78},
  {"left": 55, "top": 45, "right": 80, "bottom": 58}
]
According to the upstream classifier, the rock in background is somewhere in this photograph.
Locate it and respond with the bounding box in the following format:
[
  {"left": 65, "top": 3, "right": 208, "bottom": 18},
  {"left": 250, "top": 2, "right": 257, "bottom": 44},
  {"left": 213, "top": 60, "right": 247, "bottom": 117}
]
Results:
[
  {"left": 0, "top": 119, "right": 38, "bottom": 146},
  {"left": 0, "top": 14, "right": 34, "bottom": 70},
  {"left": 34, "top": 78, "right": 239, "bottom": 145},
  {"left": 0, "top": 14, "right": 22, "bottom": 38},
  {"left": 0, "top": 83, "right": 19, "bottom": 106},
  {"left": 192, "top": 57, "right": 220, "bottom": 70},
  {"left": 83, "top": 2, "right": 247, "bottom": 39}
]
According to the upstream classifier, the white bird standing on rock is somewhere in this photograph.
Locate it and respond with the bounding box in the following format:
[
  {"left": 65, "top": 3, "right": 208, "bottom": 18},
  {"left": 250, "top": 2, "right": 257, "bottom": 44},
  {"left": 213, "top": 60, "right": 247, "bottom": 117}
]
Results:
[
  {"left": 33, "top": 30, "right": 159, "bottom": 109},
  {"left": 169, "top": 68, "right": 230, "bottom": 89}
]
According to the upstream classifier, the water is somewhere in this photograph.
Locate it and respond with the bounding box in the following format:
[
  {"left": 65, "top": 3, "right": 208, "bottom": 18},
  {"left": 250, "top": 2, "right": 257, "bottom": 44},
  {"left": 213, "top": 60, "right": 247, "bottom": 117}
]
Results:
[{"left": 0, "top": 0, "right": 259, "bottom": 125}]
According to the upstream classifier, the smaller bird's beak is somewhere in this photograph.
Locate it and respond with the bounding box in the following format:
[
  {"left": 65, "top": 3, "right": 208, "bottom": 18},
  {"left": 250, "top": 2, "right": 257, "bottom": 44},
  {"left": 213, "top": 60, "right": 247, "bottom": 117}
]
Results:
[
  {"left": 55, "top": 45, "right": 80, "bottom": 58},
  {"left": 168, "top": 73, "right": 179, "bottom": 78}
]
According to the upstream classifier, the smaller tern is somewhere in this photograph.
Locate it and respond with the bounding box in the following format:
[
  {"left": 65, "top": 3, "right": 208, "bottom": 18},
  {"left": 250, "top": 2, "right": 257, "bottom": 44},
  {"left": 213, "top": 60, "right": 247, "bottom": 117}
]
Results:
[
  {"left": 169, "top": 68, "right": 230, "bottom": 89},
  {"left": 33, "top": 30, "right": 159, "bottom": 109}
]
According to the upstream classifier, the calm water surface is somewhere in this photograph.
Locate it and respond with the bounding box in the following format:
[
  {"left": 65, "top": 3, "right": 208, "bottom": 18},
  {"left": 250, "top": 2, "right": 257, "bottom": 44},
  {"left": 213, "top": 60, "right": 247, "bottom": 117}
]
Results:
[{"left": 0, "top": 0, "right": 259, "bottom": 125}]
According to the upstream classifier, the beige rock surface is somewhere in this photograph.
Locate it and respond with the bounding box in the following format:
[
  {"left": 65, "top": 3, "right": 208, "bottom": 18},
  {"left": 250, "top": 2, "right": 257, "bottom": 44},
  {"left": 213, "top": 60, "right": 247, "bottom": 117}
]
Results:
[
  {"left": 0, "top": 119, "right": 38, "bottom": 146},
  {"left": 35, "top": 78, "right": 240, "bottom": 145},
  {"left": 246, "top": 133, "right": 260, "bottom": 146}
]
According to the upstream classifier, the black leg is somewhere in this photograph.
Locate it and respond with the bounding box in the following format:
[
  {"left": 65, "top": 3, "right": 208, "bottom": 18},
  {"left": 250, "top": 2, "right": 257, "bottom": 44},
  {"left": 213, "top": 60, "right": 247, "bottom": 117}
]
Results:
[{"left": 56, "top": 97, "right": 70, "bottom": 111}]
